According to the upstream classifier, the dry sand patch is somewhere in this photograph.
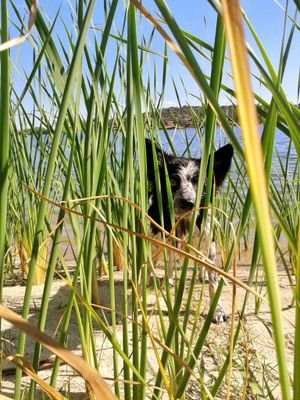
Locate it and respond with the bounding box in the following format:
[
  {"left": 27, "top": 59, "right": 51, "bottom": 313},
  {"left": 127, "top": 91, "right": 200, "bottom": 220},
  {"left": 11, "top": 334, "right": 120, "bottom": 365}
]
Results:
[{"left": 0, "top": 253, "right": 295, "bottom": 399}]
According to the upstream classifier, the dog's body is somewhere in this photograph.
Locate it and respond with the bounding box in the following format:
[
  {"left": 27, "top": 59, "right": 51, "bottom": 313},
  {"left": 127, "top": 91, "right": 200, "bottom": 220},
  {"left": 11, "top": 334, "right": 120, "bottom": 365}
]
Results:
[{"left": 146, "top": 138, "right": 233, "bottom": 323}]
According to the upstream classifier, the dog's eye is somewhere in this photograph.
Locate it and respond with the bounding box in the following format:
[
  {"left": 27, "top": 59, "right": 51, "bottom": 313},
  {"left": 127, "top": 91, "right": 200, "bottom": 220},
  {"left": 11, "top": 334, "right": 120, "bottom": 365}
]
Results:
[
  {"left": 170, "top": 178, "right": 178, "bottom": 187},
  {"left": 191, "top": 175, "right": 199, "bottom": 184}
]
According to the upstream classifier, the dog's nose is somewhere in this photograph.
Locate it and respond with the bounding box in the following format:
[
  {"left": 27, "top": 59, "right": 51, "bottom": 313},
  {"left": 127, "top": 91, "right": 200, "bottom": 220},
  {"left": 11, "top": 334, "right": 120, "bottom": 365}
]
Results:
[{"left": 180, "top": 200, "right": 194, "bottom": 211}]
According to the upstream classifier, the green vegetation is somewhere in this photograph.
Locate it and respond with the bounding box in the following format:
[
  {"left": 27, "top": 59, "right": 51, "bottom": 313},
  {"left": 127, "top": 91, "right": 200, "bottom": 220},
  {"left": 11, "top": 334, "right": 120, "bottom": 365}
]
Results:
[{"left": 0, "top": 1, "right": 299, "bottom": 399}]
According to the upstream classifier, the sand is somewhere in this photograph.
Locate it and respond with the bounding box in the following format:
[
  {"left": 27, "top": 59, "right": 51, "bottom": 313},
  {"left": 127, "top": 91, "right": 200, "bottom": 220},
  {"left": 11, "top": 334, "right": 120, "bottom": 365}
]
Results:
[{"left": 0, "top": 248, "right": 295, "bottom": 400}]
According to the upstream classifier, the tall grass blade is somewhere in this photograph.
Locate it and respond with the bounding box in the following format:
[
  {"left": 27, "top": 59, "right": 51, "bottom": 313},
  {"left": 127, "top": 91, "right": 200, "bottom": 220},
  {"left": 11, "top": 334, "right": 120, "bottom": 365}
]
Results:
[
  {"left": 176, "top": 15, "right": 227, "bottom": 398},
  {"left": 0, "top": 304, "right": 117, "bottom": 399},
  {"left": 24, "top": 0, "right": 66, "bottom": 95},
  {"left": 14, "top": 2, "right": 96, "bottom": 397},
  {"left": 294, "top": 224, "right": 300, "bottom": 400},
  {"left": 127, "top": 4, "right": 149, "bottom": 399},
  {"left": 221, "top": 1, "right": 291, "bottom": 399},
  {"left": 0, "top": 0, "right": 10, "bottom": 381}
]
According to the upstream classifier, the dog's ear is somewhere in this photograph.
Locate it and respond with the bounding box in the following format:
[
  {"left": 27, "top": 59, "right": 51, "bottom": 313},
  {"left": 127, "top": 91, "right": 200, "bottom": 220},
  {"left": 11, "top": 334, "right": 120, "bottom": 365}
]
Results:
[
  {"left": 213, "top": 143, "right": 234, "bottom": 187},
  {"left": 146, "top": 138, "right": 165, "bottom": 180}
]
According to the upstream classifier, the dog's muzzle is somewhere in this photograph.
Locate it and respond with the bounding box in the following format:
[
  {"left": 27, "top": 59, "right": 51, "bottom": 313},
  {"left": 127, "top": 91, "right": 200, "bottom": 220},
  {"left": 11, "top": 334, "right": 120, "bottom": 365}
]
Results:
[{"left": 175, "top": 199, "right": 194, "bottom": 214}]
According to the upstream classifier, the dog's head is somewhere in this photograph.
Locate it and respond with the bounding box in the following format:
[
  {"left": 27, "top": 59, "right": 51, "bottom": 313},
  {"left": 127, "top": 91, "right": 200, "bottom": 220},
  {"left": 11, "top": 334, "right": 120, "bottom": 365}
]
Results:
[{"left": 146, "top": 138, "right": 233, "bottom": 218}]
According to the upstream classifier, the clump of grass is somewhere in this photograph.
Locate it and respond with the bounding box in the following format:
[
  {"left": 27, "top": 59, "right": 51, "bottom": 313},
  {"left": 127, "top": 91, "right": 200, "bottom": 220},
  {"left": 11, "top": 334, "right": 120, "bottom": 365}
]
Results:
[{"left": 0, "top": 1, "right": 299, "bottom": 399}]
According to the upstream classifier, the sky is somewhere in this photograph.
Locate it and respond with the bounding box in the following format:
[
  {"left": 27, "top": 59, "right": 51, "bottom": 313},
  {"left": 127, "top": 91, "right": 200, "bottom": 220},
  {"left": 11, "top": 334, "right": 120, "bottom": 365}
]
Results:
[
  {"left": 9, "top": 0, "right": 300, "bottom": 111},
  {"left": 138, "top": 0, "right": 299, "bottom": 106}
]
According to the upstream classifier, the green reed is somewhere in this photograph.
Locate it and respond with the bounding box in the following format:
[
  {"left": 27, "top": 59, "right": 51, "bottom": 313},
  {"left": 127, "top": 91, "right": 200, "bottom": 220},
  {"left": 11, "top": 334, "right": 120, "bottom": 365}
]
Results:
[
  {"left": 0, "top": 1, "right": 299, "bottom": 399},
  {"left": 0, "top": 0, "right": 10, "bottom": 371}
]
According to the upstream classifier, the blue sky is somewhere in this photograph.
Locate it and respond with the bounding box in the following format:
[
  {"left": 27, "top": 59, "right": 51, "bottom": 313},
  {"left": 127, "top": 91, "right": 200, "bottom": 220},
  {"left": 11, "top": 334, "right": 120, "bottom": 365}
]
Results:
[
  {"left": 140, "top": 0, "right": 299, "bottom": 106},
  {"left": 9, "top": 0, "right": 300, "bottom": 111}
]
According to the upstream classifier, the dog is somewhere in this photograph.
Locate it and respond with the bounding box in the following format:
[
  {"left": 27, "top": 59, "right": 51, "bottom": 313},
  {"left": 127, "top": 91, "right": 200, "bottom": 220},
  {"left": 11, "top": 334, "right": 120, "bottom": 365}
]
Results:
[{"left": 146, "top": 138, "right": 233, "bottom": 323}]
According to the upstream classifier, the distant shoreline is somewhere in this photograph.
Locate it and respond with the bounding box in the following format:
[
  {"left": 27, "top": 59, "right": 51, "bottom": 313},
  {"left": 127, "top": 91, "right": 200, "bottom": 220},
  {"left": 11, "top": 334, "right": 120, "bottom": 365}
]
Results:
[
  {"left": 30, "top": 105, "right": 266, "bottom": 135},
  {"left": 110, "top": 105, "right": 261, "bottom": 131},
  {"left": 158, "top": 105, "right": 239, "bottom": 129}
]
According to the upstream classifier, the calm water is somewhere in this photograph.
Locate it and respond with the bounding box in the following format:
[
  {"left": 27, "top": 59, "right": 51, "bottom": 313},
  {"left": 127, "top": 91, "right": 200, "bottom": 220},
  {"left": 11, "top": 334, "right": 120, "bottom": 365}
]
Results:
[
  {"left": 26, "top": 125, "right": 298, "bottom": 190},
  {"left": 159, "top": 126, "right": 298, "bottom": 186}
]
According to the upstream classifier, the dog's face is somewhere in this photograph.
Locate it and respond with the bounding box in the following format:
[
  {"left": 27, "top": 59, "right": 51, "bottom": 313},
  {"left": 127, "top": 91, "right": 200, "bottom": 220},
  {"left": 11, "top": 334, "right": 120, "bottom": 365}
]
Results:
[
  {"left": 161, "top": 157, "right": 200, "bottom": 215},
  {"left": 146, "top": 139, "right": 233, "bottom": 230}
]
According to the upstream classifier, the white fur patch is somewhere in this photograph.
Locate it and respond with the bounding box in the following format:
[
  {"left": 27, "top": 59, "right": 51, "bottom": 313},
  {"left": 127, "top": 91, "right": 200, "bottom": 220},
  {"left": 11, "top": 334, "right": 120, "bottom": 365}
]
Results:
[
  {"left": 178, "top": 161, "right": 199, "bottom": 183},
  {"left": 173, "top": 161, "right": 199, "bottom": 213}
]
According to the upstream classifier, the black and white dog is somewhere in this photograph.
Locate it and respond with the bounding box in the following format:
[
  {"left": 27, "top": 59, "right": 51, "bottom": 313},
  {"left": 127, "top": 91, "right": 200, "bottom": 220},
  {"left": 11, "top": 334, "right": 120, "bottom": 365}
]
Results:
[{"left": 146, "top": 138, "right": 233, "bottom": 323}]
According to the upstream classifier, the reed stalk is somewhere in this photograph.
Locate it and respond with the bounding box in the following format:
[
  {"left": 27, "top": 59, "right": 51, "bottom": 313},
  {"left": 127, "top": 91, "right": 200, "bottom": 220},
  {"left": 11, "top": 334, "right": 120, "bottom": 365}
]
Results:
[
  {"left": 221, "top": 1, "right": 291, "bottom": 399},
  {"left": 14, "top": 2, "right": 96, "bottom": 397},
  {"left": 0, "top": 0, "right": 10, "bottom": 379}
]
